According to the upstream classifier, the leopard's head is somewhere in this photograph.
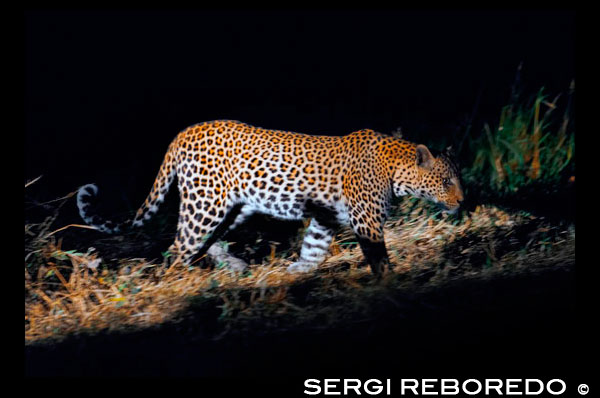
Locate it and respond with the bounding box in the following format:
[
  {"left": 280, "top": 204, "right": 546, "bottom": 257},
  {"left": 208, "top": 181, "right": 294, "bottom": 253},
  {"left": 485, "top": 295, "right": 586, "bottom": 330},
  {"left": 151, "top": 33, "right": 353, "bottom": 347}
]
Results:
[{"left": 393, "top": 145, "right": 464, "bottom": 214}]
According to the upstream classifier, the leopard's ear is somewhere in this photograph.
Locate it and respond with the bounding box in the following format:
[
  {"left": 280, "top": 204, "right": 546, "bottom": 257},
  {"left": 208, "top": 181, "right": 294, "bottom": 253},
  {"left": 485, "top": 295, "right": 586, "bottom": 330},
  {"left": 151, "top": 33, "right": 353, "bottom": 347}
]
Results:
[
  {"left": 445, "top": 145, "right": 454, "bottom": 155},
  {"left": 416, "top": 144, "right": 435, "bottom": 170}
]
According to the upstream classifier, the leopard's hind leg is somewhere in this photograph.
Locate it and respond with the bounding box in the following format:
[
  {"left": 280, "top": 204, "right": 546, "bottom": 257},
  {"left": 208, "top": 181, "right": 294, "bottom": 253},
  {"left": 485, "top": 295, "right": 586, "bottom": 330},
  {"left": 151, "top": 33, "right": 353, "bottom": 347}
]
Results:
[
  {"left": 205, "top": 205, "right": 256, "bottom": 271},
  {"left": 167, "top": 191, "right": 229, "bottom": 266},
  {"left": 167, "top": 201, "right": 252, "bottom": 271}
]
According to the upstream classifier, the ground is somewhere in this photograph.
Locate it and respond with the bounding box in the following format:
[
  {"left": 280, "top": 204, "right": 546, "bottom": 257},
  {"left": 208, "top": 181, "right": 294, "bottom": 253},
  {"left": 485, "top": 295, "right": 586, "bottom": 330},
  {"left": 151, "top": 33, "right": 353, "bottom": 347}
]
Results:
[{"left": 25, "top": 189, "right": 576, "bottom": 377}]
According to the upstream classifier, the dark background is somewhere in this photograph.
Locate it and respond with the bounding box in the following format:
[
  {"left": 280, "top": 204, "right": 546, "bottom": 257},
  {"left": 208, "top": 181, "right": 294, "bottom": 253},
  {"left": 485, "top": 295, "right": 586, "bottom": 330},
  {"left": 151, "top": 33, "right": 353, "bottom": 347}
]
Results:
[{"left": 25, "top": 9, "right": 575, "bottom": 204}]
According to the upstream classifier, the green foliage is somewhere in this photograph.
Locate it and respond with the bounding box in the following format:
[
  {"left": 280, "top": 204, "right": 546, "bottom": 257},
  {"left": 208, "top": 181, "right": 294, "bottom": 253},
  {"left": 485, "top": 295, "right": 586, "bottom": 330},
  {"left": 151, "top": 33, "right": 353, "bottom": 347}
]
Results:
[{"left": 464, "top": 82, "right": 575, "bottom": 194}]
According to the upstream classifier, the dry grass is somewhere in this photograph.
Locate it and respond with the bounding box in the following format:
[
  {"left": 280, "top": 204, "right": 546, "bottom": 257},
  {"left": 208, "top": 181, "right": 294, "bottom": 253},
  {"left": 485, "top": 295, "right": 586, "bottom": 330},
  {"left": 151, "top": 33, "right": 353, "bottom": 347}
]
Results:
[{"left": 25, "top": 199, "right": 575, "bottom": 344}]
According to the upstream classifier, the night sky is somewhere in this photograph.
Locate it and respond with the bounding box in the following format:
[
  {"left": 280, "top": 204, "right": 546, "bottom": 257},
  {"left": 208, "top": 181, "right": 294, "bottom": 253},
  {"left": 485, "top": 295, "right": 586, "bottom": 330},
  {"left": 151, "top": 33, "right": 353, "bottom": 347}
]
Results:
[{"left": 25, "top": 9, "right": 575, "bottom": 202}]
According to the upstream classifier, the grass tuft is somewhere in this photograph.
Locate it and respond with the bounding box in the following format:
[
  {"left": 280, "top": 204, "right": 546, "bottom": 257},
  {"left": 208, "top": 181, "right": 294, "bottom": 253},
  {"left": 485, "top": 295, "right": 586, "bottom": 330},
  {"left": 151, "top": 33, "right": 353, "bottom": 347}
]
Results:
[{"left": 464, "top": 81, "right": 575, "bottom": 195}]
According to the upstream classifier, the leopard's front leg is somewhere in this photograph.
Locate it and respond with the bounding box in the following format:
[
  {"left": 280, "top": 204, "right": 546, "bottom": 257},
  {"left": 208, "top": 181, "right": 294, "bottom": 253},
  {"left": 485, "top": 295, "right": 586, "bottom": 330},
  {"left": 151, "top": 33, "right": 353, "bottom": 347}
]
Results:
[
  {"left": 287, "top": 217, "right": 335, "bottom": 273},
  {"left": 357, "top": 236, "right": 390, "bottom": 278},
  {"left": 349, "top": 208, "right": 391, "bottom": 278}
]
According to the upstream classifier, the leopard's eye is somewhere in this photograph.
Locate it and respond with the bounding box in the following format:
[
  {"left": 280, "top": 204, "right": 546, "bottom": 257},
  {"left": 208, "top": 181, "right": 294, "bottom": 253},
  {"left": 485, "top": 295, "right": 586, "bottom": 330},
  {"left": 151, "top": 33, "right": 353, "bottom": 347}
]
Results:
[{"left": 442, "top": 178, "right": 451, "bottom": 186}]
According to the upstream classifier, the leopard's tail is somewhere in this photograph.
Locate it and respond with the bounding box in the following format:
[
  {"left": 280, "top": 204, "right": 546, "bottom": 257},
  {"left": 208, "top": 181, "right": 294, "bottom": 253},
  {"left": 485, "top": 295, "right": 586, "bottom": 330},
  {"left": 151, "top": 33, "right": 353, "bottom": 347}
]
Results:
[{"left": 77, "top": 140, "right": 178, "bottom": 234}]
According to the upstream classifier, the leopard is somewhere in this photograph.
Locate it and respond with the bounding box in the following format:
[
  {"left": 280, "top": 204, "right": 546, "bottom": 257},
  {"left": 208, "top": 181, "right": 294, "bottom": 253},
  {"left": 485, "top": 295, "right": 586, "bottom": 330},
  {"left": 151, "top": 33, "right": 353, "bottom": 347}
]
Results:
[{"left": 77, "top": 120, "right": 463, "bottom": 276}]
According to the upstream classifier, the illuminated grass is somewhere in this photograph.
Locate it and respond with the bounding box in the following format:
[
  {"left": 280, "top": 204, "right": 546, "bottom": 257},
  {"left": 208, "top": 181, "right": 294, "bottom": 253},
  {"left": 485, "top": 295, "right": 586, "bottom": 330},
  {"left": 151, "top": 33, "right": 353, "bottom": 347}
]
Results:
[
  {"left": 464, "top": 81, "right": 575, "bottom": 194},
  {"left": 25, "top": 197, "right": 574, "bottom": 344}
]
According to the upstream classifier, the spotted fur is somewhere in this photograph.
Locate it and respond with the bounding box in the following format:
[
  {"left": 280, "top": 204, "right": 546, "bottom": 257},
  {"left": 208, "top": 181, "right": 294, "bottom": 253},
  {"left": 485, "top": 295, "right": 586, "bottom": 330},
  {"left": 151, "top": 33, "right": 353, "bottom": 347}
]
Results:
[{"left": 77, "top": 120, "right": 463, "bottom": 276}]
